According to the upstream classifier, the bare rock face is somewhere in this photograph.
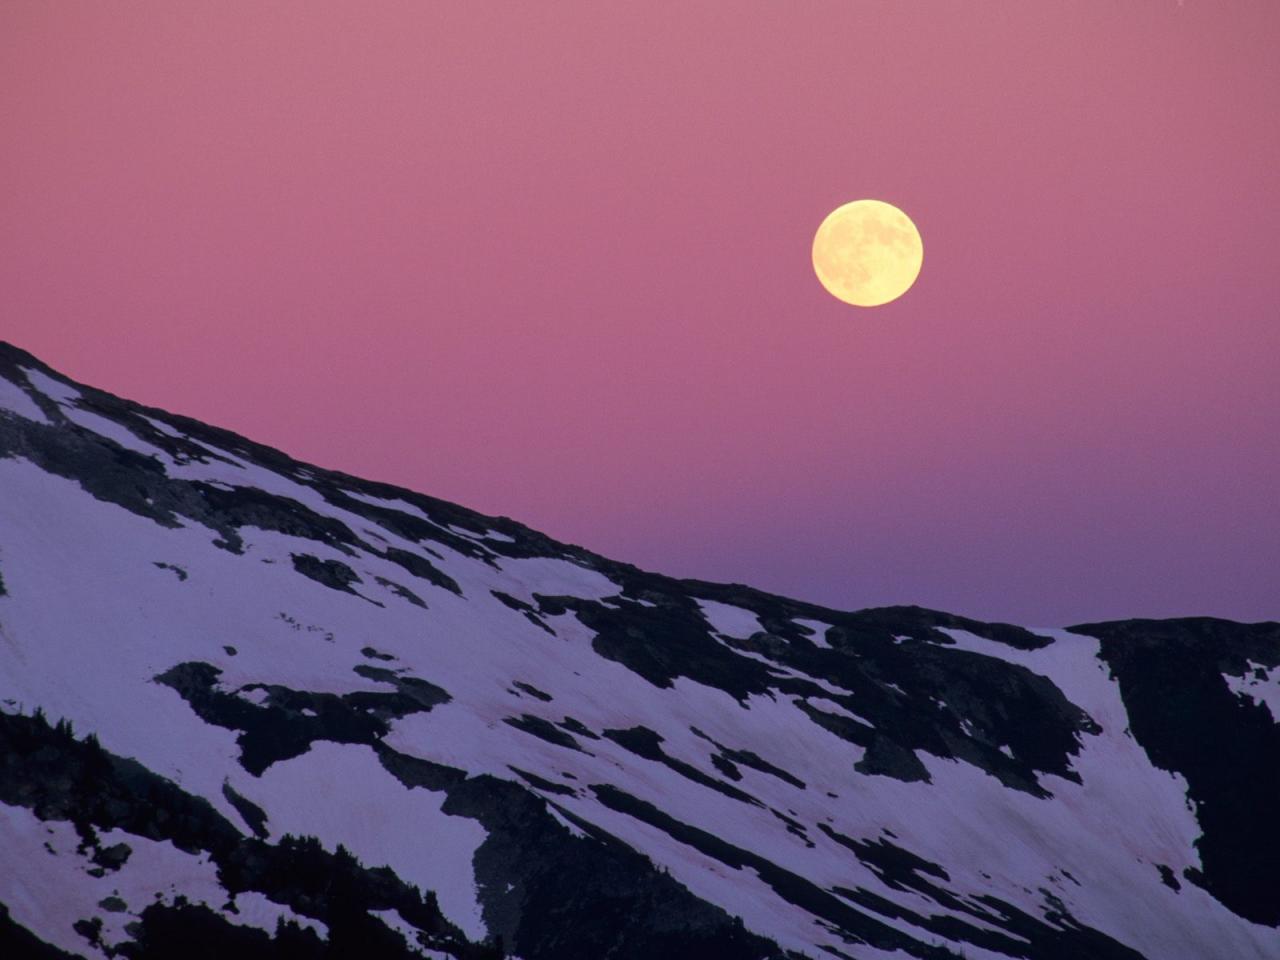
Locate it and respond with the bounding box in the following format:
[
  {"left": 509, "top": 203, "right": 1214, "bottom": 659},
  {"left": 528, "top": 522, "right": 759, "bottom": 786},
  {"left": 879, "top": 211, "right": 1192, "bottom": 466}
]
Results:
[{"left": 0, "top": 341, "right": 1277, "bottom": 960}]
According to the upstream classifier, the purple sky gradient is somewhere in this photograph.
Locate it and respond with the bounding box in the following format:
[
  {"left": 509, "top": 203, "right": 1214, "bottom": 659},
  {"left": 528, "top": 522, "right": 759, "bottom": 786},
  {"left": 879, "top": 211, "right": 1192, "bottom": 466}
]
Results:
[{"left": 3, "top": 2, "right": 1277, "bottom": 624}]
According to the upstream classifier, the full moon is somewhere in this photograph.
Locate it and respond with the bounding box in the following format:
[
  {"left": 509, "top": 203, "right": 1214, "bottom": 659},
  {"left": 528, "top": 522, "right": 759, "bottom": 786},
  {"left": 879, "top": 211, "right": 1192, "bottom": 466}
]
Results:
[{"left": 812, "top": 199, "right": 923, "bottom": 307}]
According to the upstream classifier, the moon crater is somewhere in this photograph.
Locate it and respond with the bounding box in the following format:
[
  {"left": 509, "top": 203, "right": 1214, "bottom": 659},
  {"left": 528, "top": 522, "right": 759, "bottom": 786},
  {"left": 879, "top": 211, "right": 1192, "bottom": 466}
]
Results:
[{"left": 812, "top": 199, "right": 923, "bottom": 307}]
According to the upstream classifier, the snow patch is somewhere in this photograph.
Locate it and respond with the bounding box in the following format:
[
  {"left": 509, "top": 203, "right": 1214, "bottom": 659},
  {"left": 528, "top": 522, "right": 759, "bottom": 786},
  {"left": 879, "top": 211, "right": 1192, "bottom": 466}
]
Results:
[
  {"left": 62, "top": 407, "right": 166, "bottom": 459},
  {"left": 22, "top": 367, "right": 82, "bottom": 405},
  {"left": 0, "top": 807, "right": 230, "bottom": 957},
  {"left": 545, "top": 802, "right": 588, "bottom": 838},
  {"left": 697, "top": 599, "right": 763, "bottom": 639},
  {"left": 248, "top": 742, "right": 489, "bottom": 941},
  {"left": 0, "top": 375, "right": 50, "bottom": 423},
  {"left": 1225, "top": 661, "right": 1280, "bottom": 722},
  {"left": 230, "top": 891, "right": 328, "bottom": 940},
  {"left": 141, "top": 415, "right": 185, "bottom": 438},
  {"left": 370, "top": 908, "right": 442, "bottom": 956},
  {"left": 793, "top": 618, "right": 832, "bottom": 647}
]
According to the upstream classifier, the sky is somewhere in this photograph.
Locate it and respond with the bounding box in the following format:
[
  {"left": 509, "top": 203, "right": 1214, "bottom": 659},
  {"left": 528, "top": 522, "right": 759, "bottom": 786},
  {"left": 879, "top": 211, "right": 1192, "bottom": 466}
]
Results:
[{"left": 2, "top": 2, "right": 1277, "bottom": 625}]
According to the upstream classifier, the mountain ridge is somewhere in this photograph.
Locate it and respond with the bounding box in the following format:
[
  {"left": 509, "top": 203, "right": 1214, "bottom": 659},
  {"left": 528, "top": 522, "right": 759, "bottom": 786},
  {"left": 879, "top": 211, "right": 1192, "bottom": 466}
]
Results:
[{"left": 1, "top": 341, "right": 1276, "bottom": 959}]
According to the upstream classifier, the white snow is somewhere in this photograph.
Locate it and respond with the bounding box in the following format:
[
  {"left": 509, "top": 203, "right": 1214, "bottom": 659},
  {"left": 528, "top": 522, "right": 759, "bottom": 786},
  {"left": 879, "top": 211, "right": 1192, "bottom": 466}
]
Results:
[
  {"left": 21, "top": 367, "right": 82, "bottom": 405},
  {"left": 61, "top": 406, "right": 168, "bottom": 459},
  {"left": 3, "top": 426, "right": 1278, "bottom": 960},
  {"left": 248, "top": 742, "right": 489, "bottom": 941},
  {"left": 544, "top": 802, "right": 588, "bottom": 838},
  {"left": 237, "top": 686, "right": 272, "bottom": 706},
  {"left": 697, "top": 599, "right": 763, "bottom": 638},
  {"left": 231, "top": 891, "right": 328, "bottom": 939},
  {"left": 794, "top": 618, "right": 832, "bottom": 648},
  {"left": 0, "top": 806, "right": 296, "bottom": 958},
  {"left": 0, "top": 375, "right": 50, "bottom": 423},
  {"left": 1225, "top": 661, "right": 1280, "bottom": 722},
  {"left": 141, "top": 415, "right": 185, "bottom": 437},
  {"left": 371, "top": 908, "right": 443, "bottom": 956}
]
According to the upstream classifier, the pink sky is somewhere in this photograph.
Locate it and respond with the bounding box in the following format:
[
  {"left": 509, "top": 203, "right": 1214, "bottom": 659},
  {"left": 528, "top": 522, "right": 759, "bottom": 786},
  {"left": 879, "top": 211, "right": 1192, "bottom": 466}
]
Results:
[{"left": 3, "top": 2, "right": 1277, "bottom": 624}]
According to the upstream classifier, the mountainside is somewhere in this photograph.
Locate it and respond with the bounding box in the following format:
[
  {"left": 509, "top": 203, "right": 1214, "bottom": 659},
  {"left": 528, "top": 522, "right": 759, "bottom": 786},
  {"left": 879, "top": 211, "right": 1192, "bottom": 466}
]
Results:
[{"left": 0, "top": 341, "right": 1277, "bottom": 960}]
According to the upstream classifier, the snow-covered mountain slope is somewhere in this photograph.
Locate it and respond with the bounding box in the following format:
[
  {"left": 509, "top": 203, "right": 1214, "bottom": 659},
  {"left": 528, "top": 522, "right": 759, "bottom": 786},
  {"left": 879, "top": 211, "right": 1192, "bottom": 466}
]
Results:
[{"left": 0, "top": 340, "right": 1276, "bottom": 960}]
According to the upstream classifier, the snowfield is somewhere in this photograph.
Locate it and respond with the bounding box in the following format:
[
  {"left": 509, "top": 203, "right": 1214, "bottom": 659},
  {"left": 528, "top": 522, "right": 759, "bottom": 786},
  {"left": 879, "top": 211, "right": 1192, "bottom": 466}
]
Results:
[{"left": 1, "top": 342, "right": 1277, "bottom": 960}]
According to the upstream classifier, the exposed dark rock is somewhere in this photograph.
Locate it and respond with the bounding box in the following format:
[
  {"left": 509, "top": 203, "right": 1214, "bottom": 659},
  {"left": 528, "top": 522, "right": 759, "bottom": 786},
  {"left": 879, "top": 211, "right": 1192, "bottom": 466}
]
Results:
[
  {"left": 502, "top": 715, "right": 589, "bottom": 753},
  {"left": 690, "top": 727, "right": 806, "bottom": 789},
  {"left": 769, "top": 809, "right": 812, "bottom": 846},
  {"left": 154, "top": 661, "right": 446, "bottom": 776},
  {"left": 512, "top": 681, "right": 553, "bottom": 702},
  {"left": 375, "top": 744, "right": 468, "bottom": 792},
  {"left": 290, "top": 554, "right": 362, "bottom": 596},
  {"left": 536, "top": 575, "right": 1094, "bottom": 796},
  {"left": 351, "top": 664, "right": 399, "bottom": 684},
  {"left": 506, "top": 767, "right": 575, "bottom": 796},
  {"left": 0, "top": 707, "right": 488, "bottom": 959},
  {"left": 602, "top": 726, "right": 762, "bottom": 806},
  {"left": 115, "top": 900, "right": 327, "bottom": 960},
  {"left": 91, "top": 840, "right": 133, "bottom": 873},
  {"left": 556, "top": 716, "right": 600, "bottom": 740},
  {"left": 2, "top": 343, "right": 1272, "bottom": 960},
  {"left": 73, "top": 917, "right": 103, "bottom": 947},
  {"left": 382, "top": 547, "right": 462, "bottom": 595},
  {"left": 442, "top": 775, "right": 778, "bottom": 960},
  {"left": 374, "top": 575, "right": 427, "bottom": 608},
  {"left": 491, "top": 591, "right": 555, "bottom": 634},
  {"left": 198, "top": 485, "right": 360, "bottom": 556},
  {"left": 590, "top": 783, "right": 936, "bottom": 957},
  {"left": 1071, "top": 617, "right": 1280, "bottom": 925},
  {"left": 818, "top": 825, "right": 949, "bottom": 889},
  {"left": 151, "top": 562, "right": 188, "bottom": 581},
  {"left": 854, "top": 733, "right": 932, "bottom": 783},
  {"left": 710, "top": 753, "right": 741, "bottom": 780},
  {"left": 223, "top": 781, "right": 270, "bottom": 839},
  {"left": 590, "top": 778, "right": 1149, "bottom": 960},
  {"left": 548, "top": 594, "right": 777, "bottom": 701},
  {"left": 492, "top": 591, "right": 532, "bottom": 613},
  {"left": 842, "top": 606, "right": 1052, "bottom": 652},
  {"left": 815, "top": 823, "right": 1149, "bottom": 960},
  {"left": 0, "top": 902, "right": 80, "bottom": 959}
]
